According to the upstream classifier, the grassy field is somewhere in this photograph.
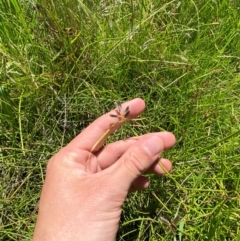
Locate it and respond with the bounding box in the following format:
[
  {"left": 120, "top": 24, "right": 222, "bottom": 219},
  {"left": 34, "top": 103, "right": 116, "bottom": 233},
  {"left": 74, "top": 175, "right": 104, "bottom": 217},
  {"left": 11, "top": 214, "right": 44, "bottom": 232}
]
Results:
[{"left": 0, "top": 0, "right": 240, "bottom": 240}]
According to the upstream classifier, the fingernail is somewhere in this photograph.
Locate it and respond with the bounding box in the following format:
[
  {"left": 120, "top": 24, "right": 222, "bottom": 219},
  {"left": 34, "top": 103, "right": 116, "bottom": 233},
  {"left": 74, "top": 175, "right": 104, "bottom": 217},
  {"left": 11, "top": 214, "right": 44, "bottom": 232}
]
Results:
[{"left": 142, "top": 136, "right": 163, "bottom": 156}]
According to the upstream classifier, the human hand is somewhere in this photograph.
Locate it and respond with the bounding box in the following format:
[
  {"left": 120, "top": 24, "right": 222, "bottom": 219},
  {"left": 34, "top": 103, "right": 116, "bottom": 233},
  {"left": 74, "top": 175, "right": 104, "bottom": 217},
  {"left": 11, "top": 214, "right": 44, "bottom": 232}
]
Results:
[{"left": 33, "top": 98, "right": 176, "bottom": 241}]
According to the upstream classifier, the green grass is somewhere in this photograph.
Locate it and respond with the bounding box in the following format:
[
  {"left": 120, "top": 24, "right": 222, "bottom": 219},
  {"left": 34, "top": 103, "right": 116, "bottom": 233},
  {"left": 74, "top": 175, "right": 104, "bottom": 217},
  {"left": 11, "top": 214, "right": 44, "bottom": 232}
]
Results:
[{"left": 0, "top": 0, "right": 240, "bottom": 240}]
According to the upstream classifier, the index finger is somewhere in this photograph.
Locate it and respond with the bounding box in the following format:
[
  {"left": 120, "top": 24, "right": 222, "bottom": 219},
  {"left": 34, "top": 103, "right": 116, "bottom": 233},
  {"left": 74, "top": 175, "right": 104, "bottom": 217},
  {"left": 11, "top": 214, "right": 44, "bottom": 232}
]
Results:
[{"left": 68, "top": 98, "right": 145, "bottom": 152}]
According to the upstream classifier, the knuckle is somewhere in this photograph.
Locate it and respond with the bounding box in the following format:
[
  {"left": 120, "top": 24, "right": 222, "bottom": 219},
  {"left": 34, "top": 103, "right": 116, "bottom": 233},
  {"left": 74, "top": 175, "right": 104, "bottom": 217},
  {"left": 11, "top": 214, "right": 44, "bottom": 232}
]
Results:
[
  {"left": 123, "top": 151, "right": 145, "bottom": 177},
  {"left": 46, "top": 156, "right": 55, "bottom": 174},
  {"left": 46, "top": 150, "right": 78, "bottom": 174}
]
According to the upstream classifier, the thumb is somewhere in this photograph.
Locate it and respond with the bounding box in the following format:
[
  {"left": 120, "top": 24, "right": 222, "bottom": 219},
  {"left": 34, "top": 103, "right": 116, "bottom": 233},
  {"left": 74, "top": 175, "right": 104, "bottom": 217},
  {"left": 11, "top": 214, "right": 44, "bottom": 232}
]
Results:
[{"left": 111, "top": 135, "right": 164, "bottom": 191}]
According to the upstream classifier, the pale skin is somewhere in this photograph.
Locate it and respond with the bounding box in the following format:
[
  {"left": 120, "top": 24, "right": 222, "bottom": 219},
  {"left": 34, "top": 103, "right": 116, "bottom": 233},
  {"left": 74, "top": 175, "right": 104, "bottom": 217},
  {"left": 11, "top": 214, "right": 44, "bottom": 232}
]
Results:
[{"left": 33, "top": 98, "right": 176, "bottom": 241}]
